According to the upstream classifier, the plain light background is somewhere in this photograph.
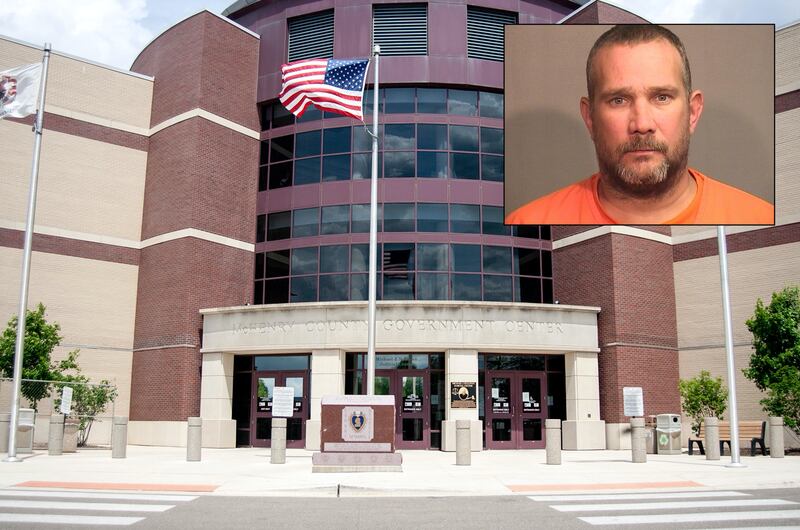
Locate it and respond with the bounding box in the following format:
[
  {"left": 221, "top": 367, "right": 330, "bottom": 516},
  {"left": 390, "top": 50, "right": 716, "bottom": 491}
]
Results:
[{"left": 504, "top": 24, "right": 775, "bottom": 217}]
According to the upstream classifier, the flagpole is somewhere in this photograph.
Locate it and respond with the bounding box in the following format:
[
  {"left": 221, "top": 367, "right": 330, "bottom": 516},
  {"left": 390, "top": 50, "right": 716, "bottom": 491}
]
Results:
[
  {"left": 366, "top": 45, "right": 380, "bottom": 395},
  {"left": 5, "top": 43, "right": 51, "bottom": 463}
]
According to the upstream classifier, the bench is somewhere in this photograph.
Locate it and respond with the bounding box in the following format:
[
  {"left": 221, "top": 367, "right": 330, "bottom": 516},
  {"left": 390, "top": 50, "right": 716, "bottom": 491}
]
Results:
[{"left": 688, "top": 420, "right": 766, "bottom": 456}]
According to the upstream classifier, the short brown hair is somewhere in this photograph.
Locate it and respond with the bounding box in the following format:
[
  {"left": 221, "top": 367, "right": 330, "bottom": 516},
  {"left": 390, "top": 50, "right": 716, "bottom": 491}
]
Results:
[{"left": 586, "top": 25, "right": 692, "bottom": 102}]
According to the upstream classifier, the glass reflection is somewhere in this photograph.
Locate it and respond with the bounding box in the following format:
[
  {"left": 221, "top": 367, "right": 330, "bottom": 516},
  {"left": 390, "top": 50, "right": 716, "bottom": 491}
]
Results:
[{"left": 291, "top": 247, "right": 318, "bottom": 275}]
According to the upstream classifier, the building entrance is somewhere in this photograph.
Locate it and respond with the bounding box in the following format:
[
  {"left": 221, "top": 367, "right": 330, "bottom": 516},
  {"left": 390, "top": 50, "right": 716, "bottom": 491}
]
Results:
[
  {"left": 484, "top": 370, "right": 547, "bottom": 449},
  {"left": 375, "top": 369, "right": 429, "bottom": 449},
  {"left": 250, "top": 370, "right": 309, "bottom": 448}
]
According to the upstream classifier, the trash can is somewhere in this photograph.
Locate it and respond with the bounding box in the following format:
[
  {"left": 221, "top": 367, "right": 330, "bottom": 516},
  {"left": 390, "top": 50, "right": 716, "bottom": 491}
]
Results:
[
  {"left": 656, "top": 414, "right": 681, "bottom": 455},
  {"left": 644, "top": 416, "right": 657, "bottom": 454}
]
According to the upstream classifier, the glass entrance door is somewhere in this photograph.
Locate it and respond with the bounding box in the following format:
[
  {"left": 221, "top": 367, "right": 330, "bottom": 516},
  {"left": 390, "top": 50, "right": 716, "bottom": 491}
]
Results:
[
  {"left": 484, "top": 370, "right": 546, "bottom": 449},
  {"left": 251, "top": 371, "right": 309, "bottom": 448},
  {"left": 375, "top": 369, "right": 430, "bottom": 449}
]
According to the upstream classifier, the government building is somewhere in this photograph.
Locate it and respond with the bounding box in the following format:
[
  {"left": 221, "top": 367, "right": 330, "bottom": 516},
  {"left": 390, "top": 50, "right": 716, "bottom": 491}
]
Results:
[{"left": 1, "top": 0, "right": 798, "bottom": 451}]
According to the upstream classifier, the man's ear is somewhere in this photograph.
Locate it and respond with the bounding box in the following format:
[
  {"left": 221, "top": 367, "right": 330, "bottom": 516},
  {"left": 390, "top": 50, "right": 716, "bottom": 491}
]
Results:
[
  {"left": 688, "top": 90, "right": 704, "bottom": 134},
  {"left": 580, "top": 96, "right": 594, "bottom": 140}
]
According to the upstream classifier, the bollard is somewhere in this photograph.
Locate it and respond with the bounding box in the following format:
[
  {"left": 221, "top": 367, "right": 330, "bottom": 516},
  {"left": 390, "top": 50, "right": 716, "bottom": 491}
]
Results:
[
  {"left": 631, "top": 417, "right": 646, "bottom": 463},
  {"left": 769, "top": 416, "right": 784, "bottom": 458},
  {"left": 545, "top": 419, "right": 562, "bottom": 465},
  {"left": 112, "top": 416, "right": 128, "bottom": 459},
  {"left": 456, "top": 420, "right": 471, "bottom": 466},
  {"left": 704, "top": 417, "right": 720, "bottom": 460},
  {"left": 187, "top": 417, "right": 202, "bottom": 462},
  {"left": 271, "top": 418, "right": 287, "bottom": 464},
  {"left": 48, "top": 414, "right": 65, "bottom": 456},
  {"left": 0, "top": 413, "right": 9, "bottom": 453}
]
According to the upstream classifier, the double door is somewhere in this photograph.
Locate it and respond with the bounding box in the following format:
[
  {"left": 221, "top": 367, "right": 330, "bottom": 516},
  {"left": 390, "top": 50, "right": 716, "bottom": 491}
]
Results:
[
  {"left": 484, "top": 371, "right": 547, "bottom": 449},
  {"left": 375, "top": 370, "right": 429, "bottom": 449},
  {"left": 250, "top": 371, "right": 308, "bottom": 448}
]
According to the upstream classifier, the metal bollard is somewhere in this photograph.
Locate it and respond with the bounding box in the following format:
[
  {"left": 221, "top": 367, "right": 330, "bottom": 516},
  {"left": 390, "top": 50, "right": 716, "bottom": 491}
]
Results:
[
  {"left": 704, "top": 417, "right": 720, "bottom": 460},
  {"left": 271, "top": 418, "right": 287, "bottom": 464},
  {"left": 187, "top": 417, "right": 202, "bottom": 462},
  {"left": 545, "top": 419, "right": 562, "bottom": 465},
  {"left": 456, "top": 420, "right": 471, "bottom": 466},
  {"left": 769, "top": 416, "right": 784, "bottom": 458},
  {"left": 48, "top": 414, "right": 65, "bottom": 456},
  {"left": 0, "top": 413, "right": 10, "bottom": 453},
  {"left": 112, "top": 416, "right": 128, "bottom": 459},
  {"left": 631, "top": 417, "right": 647, "bottom": 463}
]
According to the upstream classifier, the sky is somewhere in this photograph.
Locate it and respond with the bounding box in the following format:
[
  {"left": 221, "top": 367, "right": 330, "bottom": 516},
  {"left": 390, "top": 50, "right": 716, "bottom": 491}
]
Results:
[{"left": 0, "top": 0, "right": 799, "bottom": 70}]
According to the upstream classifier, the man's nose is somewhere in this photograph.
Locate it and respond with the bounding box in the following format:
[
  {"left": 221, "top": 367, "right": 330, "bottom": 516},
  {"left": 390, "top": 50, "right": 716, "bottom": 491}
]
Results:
[{"left": 628, "top": 99, "right": 656, "bottom": 135}]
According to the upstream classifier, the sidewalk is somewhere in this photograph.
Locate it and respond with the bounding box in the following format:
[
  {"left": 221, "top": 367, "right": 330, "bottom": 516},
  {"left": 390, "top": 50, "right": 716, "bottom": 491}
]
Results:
[{"left": 1, "top": 447, "right": 798, "bottom": 497}]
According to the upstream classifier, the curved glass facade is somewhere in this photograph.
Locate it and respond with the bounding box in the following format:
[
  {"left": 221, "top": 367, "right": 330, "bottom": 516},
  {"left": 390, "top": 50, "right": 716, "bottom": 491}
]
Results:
[{"left": 255, "top": 86, "right": 551, "bottom": 305}]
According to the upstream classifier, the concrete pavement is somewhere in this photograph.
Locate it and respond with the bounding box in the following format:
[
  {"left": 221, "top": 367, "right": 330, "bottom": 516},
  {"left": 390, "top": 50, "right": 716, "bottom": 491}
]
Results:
[{"left": 1, "top": 447, "right": 798, "bottom": 497}]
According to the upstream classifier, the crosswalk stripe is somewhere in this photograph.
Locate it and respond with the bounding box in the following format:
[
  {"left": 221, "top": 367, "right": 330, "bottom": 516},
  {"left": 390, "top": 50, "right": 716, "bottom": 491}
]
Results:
[
  {"left": 0, "top": 489, "right": 197, "bottom": 502},
  {"left": 553, "top": 498, "right": 795, "bottom": 512},
  {"left": 529, "top": 490, "right": 750, "bottom": 502},
  {"left": 580, "top": 509, "right": 800, "bottom": 526},
  {"left": 0, "top": 499, "right": 175, "bottom": 512},
  {"left": 0, "top": 513, "right": 144, "bottom": 526}
]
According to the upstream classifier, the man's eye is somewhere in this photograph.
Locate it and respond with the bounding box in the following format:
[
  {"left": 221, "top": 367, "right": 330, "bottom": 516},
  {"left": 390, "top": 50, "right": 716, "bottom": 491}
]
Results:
[
  {"left": 610, "top": 97, "right": 625, "bottom": 105},
  {"left": 655, "top": 94, "right": 672, "bottom": 103}
]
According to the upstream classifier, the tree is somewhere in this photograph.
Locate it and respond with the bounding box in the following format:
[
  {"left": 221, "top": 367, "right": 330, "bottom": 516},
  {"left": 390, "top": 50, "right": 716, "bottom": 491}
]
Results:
[
  {"left": 57, "top": 372, "right": 119, "bottom": 447},
  {"left": 745, "top": 286, "right": 800, "bottom": 434},
  {"left": 0, "top": 304, "right": 78, "bottom": 408},
  {"left": 679, "top": 370, "right": 728, "bottom": 436}
]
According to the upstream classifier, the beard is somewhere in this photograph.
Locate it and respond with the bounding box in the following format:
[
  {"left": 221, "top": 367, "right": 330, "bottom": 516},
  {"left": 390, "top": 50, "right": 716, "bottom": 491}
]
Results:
[{"left": 594, "top": 129, "right": 690, "bottom": 200}]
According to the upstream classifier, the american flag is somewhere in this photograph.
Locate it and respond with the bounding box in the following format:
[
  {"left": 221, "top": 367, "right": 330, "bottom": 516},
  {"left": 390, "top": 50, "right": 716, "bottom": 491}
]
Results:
[{"left": 279, "top": 58, "right": 369, "bottom": 121}]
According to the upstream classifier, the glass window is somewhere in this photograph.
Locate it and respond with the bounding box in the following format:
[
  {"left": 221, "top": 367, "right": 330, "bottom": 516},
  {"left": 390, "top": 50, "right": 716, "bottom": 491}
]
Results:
[
  {"left": 417, "top": 203, "right": 448, "bottom": 232},
  {"left": 363, "top": 88, "right": 385, "bottom": 117},
  {"left": 296, "top": 130, "right": 321, "bottom": 157},
  {"left": 451, "top": 153, "right": 479, "bottom": 179},
  {"left": 383, "top": 243, "right": 415, "bottom": 271},
  {"left": 515, "top": 248, "right": 541, "bottom": 276},
  {"left": 323, "top": 127, "right": 351, "bottom": 154},
  {"left": 452, "top": 274, "right": 481, "bottom": 300},
  {"left": 516, "top": 276, "right": 541, "bottom": 303},
  {"left": 480, "top": 127, "right": 504, "bottom": 154},
  {"left": 483, "top": 245, "right": 512, "bottom": 274},
  {"left": 292, "top": 207, "right": 319, "bottom": 237},
  {"left": 417, "top": 273, "right": 448, "bottom": 300},
  {"left": 291, "top": 246, "right": 318, "bottom": 275},
  {"left": 319, "top": 274, "right": 349, "bottom": 301},
  {"left": 269, "top": 161, "right": 293, "bottom": 189},
  {"left": 384, "top": 151, "right": 414, "bottom": 178},
  {"left": 543, "top": 278, "right": 554, "bottom": 303},
  {"left": 481, "top": 155, "right": 503, "bottom": 182},
  {"left": 291, "top": 275, "right": 317, "bottom": 302},
  {"left": 417, "top": 124, "right": 448, "bottom": 150},
  {"left": 542, "top": 250, "right": 552, "bottom": 277},
  {"left": 450, "top": 125, "right": 479, "bottom": 152},
  {"left": 255, "top": 253, "right": 265, "bottom": 280},
  {"left": 417, "top": 243, "right": 448, "bottom": 271},
  {"left": 259, "top": 140, "right": 269, "bottom": 165},
  {"left": 451, "top": 243, "right": 481, "bottom": 272},
  {"left": 265, "top": 278, "right": 289, "bottom": 303},
  {"left": 272, "top": 104, "right": 294, "bottom": 128},
  {"left": 255, "top": 355, "right": 310, "bottom": 370},
  {"left": 514, "top": 225, "right": 539, "bottom": 239},
  {"left": 351, "top": 244, "right": 370, "bottom": 272},
  {"left": 479, "top": 91, "right": 503, "bottom": 118},
  {"left": 260, "top": 104, "right": 271, "bottom": 131},
  {"left": 385, "top": 87, "right": 415, "bottom": 113},
  {"left": 267, "top": 211, "right": 290, "bottom": 241},
  {"left": 320, "top": 245, "right": 349, "bottom": 273},
  {"left": 385, "top": 124, "right": 415, "bottom": 149},
  {"left": 254, "top": 280, "right": 264, "bottom": 304},
  {"left": 417, "top": 152, "right": 447, "bottom": 178},
  {"left": 322, "top": 154, "right": 351, "bottom": 181},
  {"left": 352, "top": 204, "right": 382, "bottom": 233},
  {"left": 483, "top": 205, "right": 510, "bottom": 235},
  {"left": 541, "top": 226, "right": 551, "bottom": 240},
  {"left": 321, "top": 205, "right": 350, "bottom": 234},
  {"left": 294, "top": 157, "right": 321, "bottom": 185},
  {"left": 484, "top": 274, "right": 513, "bottom": 301},
  {"left": 448, "top": 89, "right": 478, "bottom": 116},
  {"left": 384, "top": 203, "right": 415, "bottom": 232},
  {"left": 351, "top": 273, "right": 369, "bottom": 300},
  {"left": 258, "top": 166, "right": 268, "bottom": 191},
  {"left": 265, "top": 250, "right": 290, "bottom": 278},
  {"left": 353, "top": 124, "right": 379, "bottom": 152},
  {"left": 296, "top": 106, "right": 322, "bottom": 122},
  {"left": 451, "top": 204, "right": 480, "bottom": 233},
  {"left": 417, "top": 88, "right": 447, "bottom": 113},
  {"left": 270, "top": 135, "right": 293, "bottom": 161},
  {"left": 383, "top": 273, "right": 414, "bottom": 300},
  {"left": 256, "top": 214, "right": 266, "bottom": 243},
  {"left": 352, "top": 153, "right": 382, "bottom": 180}
]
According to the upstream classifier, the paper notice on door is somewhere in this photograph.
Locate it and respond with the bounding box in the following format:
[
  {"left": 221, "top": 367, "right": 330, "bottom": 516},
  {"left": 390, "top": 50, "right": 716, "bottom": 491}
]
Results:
[
  {"left": 522, "top": 392, "right": 530, "bottom": 403},
  {"left": 491, "top": 388, "right": 499, "bottom": 399}
]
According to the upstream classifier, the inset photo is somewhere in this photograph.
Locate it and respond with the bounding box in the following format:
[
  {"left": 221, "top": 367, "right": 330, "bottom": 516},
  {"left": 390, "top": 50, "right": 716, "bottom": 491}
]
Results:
[{"left": 504, "top": 24, "right": 775, "bottom": 226}]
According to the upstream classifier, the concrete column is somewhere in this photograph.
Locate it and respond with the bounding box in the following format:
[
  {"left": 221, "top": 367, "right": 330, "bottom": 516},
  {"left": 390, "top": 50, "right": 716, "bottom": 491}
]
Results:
[
  {"left": 456, "top": 420, "right": 471, "bottom": 465},
  {"left": 199, "top": 352, "right": 236, "bottom": 448},
  {"left": 271, "top": 417, "right": 287, "bottom": 464},
  {"left": 704, "top": 417, "right": 720, "bottom": 460},
  {"left": 630, "top": 417, "right": 646, "bottom": 463},
  {"left": 563, "top": 351, "right": 605, "bottom": 450},
  {"left": 546, "top": 419, "right": 562, "bottom": 465},
  {"left": 769, "top": 416, "right": 784, "bottom": 458},
  {"left": 112, "top": 416, "right": 128, "bottom": 459},
  {"left": 48, "top": 414, "right": 65, "bottom": 456},
  {"left": 307, "top": 349, "right": 345, "bottom": 451},
  {"left": 187, "top": 417, "right": 202, "bottom": 462},
  {"left": 443, "top": 349, "right": 481, "bottom": 452}
]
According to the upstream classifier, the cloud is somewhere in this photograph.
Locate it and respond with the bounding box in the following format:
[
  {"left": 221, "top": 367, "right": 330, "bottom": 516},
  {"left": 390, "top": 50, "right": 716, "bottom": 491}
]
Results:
[{"left": 0, "top": 0, "right": 153, "bottom": 70}]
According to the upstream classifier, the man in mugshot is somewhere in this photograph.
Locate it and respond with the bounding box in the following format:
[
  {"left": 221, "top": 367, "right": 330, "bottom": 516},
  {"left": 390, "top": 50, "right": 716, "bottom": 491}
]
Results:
[{"left": 505, "top": 25, "right": 774, "bottom": 225}]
